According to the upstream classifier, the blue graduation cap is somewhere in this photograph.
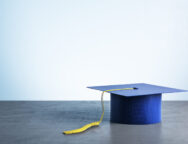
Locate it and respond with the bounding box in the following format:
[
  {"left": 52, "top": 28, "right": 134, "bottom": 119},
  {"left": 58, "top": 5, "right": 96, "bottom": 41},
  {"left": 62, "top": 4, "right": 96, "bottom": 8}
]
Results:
[{"left": 88, "top": 83, "right": 187, "bottom": 124}]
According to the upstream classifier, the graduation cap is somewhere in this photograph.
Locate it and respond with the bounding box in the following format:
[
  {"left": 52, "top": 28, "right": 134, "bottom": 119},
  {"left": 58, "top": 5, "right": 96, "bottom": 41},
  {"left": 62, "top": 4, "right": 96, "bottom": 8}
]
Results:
[
  {"left": 88, "top": 83, "right": 187, "bottom": 124},
  {"left": 63, "top": 83, "right": 187, "bottom": 135}
]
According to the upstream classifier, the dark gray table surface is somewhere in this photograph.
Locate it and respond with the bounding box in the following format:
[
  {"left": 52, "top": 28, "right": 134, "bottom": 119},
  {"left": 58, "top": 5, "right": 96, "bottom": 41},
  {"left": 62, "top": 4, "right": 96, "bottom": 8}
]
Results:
[{"left": 0, "top": 101, "right": 188, "bottom": 144}]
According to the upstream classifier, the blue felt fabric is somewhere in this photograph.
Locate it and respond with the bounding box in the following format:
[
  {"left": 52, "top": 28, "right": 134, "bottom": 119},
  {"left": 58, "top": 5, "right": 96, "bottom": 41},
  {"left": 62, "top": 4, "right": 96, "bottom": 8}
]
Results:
[
  {"left": 110, "top": 93, "right": 162, "bottom": 124},
  {"left": 88, "top": 83, "right": 187, "bottom": 97}
]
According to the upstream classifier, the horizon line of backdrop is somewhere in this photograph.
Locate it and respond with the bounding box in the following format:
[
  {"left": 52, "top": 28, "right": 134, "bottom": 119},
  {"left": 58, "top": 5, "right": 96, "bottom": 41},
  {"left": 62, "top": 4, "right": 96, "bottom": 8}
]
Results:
[{"left": 0, "top": 0, "right": 188, "bottom": 100}]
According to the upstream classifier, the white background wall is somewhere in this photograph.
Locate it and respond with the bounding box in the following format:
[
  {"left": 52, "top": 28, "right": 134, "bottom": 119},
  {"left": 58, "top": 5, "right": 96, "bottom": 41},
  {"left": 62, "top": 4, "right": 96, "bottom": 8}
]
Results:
[{"left": 0, "top": 0, "right": 188, "bottom": 100}]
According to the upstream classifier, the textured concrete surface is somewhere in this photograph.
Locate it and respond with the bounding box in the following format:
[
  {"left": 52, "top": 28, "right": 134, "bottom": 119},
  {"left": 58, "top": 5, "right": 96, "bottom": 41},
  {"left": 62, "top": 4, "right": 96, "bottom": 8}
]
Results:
[{"left": 0, "top": 101, "right": 188, "bottom": 144}]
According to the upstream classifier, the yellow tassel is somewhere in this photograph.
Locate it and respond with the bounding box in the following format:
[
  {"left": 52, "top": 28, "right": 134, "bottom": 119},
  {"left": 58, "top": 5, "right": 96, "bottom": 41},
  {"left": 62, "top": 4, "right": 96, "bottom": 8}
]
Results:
[{"left": 63, "top": 88, "right": 134, "bottom": 135}]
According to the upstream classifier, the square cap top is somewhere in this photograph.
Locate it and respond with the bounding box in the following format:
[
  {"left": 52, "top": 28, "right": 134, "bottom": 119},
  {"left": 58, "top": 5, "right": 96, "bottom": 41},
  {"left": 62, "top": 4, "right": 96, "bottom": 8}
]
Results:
[{"left": 87, "top": 83, "right": 187, "bottom": 97}]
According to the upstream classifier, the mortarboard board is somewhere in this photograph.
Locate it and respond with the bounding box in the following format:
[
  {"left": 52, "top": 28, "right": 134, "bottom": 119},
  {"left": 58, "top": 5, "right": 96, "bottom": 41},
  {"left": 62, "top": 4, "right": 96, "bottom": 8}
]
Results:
[{"left": 63, "top": 83, "right": 187, "bottom": 135}]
